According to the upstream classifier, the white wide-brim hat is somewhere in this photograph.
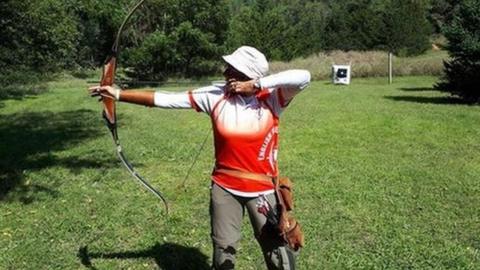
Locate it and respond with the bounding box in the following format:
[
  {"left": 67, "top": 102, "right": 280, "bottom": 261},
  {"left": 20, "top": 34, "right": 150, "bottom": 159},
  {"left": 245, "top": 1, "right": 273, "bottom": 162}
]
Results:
[{"left": 222, "top": 46, "right": 269, "bottom": 79}]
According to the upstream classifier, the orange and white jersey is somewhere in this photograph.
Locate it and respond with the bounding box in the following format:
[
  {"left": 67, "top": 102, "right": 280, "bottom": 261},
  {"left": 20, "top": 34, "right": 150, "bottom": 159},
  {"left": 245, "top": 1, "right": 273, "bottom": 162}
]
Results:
[{"left": 153, "top": 70, "right": 311, "bottom": 197}]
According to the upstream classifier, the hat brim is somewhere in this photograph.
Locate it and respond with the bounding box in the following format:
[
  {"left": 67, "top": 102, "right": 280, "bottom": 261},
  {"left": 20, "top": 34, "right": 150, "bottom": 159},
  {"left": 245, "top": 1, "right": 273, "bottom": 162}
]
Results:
[{"left": 222, "top": 55, "right": 256, "bottom": 79}]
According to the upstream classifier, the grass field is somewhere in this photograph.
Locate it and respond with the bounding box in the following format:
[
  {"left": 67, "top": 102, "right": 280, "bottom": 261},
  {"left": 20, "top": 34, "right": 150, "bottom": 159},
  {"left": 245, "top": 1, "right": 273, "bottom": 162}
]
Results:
[{"left": 1, "top": 76, "right": 479, "bottom": 269}]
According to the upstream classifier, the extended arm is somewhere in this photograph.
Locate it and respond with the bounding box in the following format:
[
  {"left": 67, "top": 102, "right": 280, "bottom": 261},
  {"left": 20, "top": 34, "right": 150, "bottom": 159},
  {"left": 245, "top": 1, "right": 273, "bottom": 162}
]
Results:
[
  {"left": 89, "top": 85, "right": 154, "bottom": 105},
  {"left": 89, "top": 85, "right": 224, "bottom": 112},
  {"left": 89, "top": 86, "right": 194, "bottom": 109}
]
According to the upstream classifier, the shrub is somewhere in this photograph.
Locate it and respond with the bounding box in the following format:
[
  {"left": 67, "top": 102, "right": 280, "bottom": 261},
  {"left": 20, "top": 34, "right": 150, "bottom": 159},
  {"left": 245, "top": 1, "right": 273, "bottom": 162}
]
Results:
[{"left": 0, "top": 69, "right": 49, "bottom": 100}]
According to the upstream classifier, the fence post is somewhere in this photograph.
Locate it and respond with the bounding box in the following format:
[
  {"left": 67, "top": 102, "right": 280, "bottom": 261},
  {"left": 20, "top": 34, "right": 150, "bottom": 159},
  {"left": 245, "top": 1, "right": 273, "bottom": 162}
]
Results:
[{"left": 388, "top": 52, "right": 393, "bottom": 84}]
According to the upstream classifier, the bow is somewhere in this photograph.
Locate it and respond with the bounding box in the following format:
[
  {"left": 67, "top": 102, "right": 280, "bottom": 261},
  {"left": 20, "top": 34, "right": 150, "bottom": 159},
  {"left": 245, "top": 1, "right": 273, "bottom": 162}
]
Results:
[{"left": 99, "top": 0, "right": 169, "bottom": 214}]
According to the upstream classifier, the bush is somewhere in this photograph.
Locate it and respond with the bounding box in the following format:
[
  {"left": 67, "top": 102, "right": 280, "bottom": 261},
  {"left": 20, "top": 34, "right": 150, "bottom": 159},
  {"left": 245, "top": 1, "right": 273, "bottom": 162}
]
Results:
[
  {"left": 435, "top": 0, "right": 480, "bottom": 103},
  {"left": 0, "top": 69, "right": 49, "bottom": 100}
]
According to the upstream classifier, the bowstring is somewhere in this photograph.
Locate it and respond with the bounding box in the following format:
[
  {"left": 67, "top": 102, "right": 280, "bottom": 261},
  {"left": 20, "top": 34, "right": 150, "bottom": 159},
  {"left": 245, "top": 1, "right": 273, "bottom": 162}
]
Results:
[
  {"left": 174, "top": 89, "right": 230, "bottom": 193},
  {"left": 115, "top": 81, "right": 228, "bottom": 199}
]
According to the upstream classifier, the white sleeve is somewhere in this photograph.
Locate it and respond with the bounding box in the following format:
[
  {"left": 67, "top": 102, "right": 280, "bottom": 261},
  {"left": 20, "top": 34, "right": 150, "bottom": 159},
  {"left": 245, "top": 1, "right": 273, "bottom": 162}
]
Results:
[
  {"left": 189, "top": 86, "right": 225, "bottom": 114},
  {"left": 153, "top": 85, "right": 224, "bottom": 113},
  {"left": 259, "top": 70, "right": 311, "bottom": 115},
  {"left": 259, "top": 70, "right": 311, "bottom": 92},
  {"left": 153, "top": 91, "right": 191, "bottom": 109}
]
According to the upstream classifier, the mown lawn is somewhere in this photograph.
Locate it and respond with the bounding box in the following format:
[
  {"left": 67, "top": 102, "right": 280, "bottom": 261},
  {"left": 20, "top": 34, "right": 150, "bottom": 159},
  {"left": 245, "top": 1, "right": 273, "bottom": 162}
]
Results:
[{"left": 1, "top": 76, "right": 479, "bottom": 269}]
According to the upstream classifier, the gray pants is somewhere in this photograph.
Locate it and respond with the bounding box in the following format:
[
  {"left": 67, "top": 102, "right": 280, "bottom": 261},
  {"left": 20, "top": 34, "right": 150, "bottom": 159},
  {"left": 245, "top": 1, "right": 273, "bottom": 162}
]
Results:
[{"left": 210, "top": 183, "right": 296, "bottom": 270}]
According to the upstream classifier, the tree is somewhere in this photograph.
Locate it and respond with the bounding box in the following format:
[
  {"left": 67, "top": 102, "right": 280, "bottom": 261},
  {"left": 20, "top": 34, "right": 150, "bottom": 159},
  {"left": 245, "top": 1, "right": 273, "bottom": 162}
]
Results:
[
  {"left": 428, "top": 0, "right": 458, "bottom": 34},
  {"left": 324, "top": 0, "right": 385, "bottom": 51},
  {"left": 225, "top": 0, "right": 292, "bottom": 60},
  {"left": 435, "top": 0, "right": 480, "bottom": 103},
  {"left": 123, "top": 0, "right": 229, "bottom": 80},
  {"left": 226, "top": 0, "right": 329, "bottom": 61},
  {"left": 0, "top": 0, "right": 79, "bottom": 72},
  {"left": 282, "top": 0, "right": 329, "bottom": 58},
  {"left": 0, "top": 0, "right": 84, "bottom": 97},
  {"left": 382, "top": 0, "right": 432, "bottom": 56}
]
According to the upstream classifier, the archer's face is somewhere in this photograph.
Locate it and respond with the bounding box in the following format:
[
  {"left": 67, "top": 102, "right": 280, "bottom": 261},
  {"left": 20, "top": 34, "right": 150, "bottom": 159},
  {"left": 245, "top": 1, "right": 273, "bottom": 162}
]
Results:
[{"left": 223, "top": 65, "right": 251, "bottom": 82}]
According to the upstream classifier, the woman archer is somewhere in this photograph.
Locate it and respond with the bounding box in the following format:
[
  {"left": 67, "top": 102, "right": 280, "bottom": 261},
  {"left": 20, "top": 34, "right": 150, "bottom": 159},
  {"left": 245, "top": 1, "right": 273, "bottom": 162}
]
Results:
[{"left": 90, "top": 46, "right": 310, "bottom": 270}]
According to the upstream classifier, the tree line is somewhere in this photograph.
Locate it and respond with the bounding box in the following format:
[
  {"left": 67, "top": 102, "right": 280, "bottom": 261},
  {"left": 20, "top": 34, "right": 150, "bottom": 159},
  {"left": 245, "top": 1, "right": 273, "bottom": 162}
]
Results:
[
  {"left": 1, "top": 0, "right": 444, "bottom": 78},
  {"left": 2, "top": 0, "right": 478, "bottom": 103}
]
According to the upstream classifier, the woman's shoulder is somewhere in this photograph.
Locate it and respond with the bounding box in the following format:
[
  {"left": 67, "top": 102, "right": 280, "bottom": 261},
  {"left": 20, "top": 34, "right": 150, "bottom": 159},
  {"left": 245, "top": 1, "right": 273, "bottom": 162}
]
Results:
[{"left": 193, "top": 83, "right": 226, "bottom": 96}]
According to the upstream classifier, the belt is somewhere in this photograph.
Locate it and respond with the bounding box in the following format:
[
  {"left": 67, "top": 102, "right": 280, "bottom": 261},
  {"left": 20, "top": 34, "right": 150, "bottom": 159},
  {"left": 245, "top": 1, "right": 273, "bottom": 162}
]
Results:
[{"left": 215, "top": 168, "right": 273, "bottom": 183}]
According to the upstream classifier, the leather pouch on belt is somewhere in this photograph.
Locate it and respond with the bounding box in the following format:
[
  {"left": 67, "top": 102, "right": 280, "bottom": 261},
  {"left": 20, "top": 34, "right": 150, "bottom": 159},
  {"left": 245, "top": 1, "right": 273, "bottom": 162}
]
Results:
[
  {"left": 279, "top": 177, "right": 294, "bottom": 211},
  {"left": 278, "top": 204, "right": 305, "bottom": 251}
]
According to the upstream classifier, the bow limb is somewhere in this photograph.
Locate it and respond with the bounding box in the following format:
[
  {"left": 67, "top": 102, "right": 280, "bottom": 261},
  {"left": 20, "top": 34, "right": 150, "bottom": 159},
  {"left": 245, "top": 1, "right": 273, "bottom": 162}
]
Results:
[
  {"left": 98, "top": 0, "right": 168, "bottom": 214},
  {"left": 100, "top": 56, "right": 117, "bottom": 129},
  {"left": 101, "top": 0, "right": 147, "bottom": 127}
]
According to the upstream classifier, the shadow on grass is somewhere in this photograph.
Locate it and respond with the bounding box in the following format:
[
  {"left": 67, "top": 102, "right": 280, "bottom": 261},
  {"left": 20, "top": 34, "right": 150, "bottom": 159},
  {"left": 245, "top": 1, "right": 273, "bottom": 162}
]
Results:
[
  {"left": 384, "top": 95, "right": 468, "bottom": 105},
  {"left": 78, "top": 243, "right": 210, "bottom": 270},
  {"left": 0, "top": 109, "right": 115, "bottom": 204},
  {"left": 399, "top": 87, "right": 436, "bottom": 92}
]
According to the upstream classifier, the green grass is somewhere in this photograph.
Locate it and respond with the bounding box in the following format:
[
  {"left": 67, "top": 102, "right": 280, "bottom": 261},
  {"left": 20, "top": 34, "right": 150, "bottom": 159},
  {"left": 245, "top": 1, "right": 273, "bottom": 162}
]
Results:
[{"left": 1, "top": 76, "right": 479, "bottom": 269}]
